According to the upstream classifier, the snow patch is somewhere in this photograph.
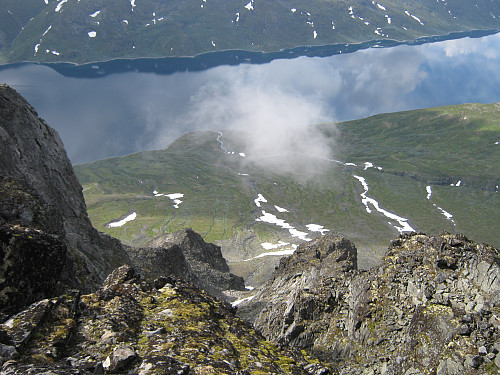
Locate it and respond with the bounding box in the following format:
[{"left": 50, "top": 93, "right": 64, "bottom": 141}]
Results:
[
  {"left": 232, "top": 295, "right": 255, "bottom": 307},
  {"left": 364, "top": 162, "right": 383, "bottom": 171},
  {"left": 55, "top": 0, "right": 68, "bottom": 12},
  {"left": 90, "top": 10, "right": 101, "bottom": 17},
  {"left": 108, "top": 212, "right": 137, "bottom": 228},
  {"left": 261, "top": 241, "right": 289, "bottom": 250},
  {"left": 426, "top": 186, "right": 432, "bottom": 200},
  {"left": 291, "top": 8, "right": 296, "bottom": 13},
  {"left": 405, "top": 10, "right": 424, "bottom": 25},
  {"left": 450, "top": 180, "right": 462, "bottom": 187},
  {"left": 153, "top": 191, "right": 184, "bottom": 208},
  {"left": 306, "top": 224, "right": 329, "bottom": 235},
  {"left": 433, "top": 204, "right": 456, "bottom": 225},
  {"left": 245, "top": 245, "right": 298, "bottom": 261},
  {"left": 244, "top": 0, "right": 254, "bottom": 10},
  {"left": 43, "top": 25, "right": 52, "bottom": 36},
  {"left": 313, "top": 30, "right": 318, "bottom": 39},
  {"left": 88, "top": 31, "right": 97, "bottom": 38},
  {"left": 275, "top": 205, "right": 288, "bottom": 213},
  {"left": 353, "top": 175, "right": 415, "bottom": 233},
  {"left": 256, "top": 210, "right": 311, "bottom": 241},
  {"left": 254, "top": 194, "right": 267, "bottom": 207}
]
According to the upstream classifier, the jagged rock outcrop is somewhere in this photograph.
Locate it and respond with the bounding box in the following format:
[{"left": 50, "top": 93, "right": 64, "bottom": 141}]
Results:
[
  {"left": 141, "top": 228, "right": 246, "bottom": 298},
  {"left": 239, "top": 232, "right": 500, "bottom": 374},
  {"left": 0, "top": 265, "right": 329, "bottom": 374},
  {"left": 0, "top": 84, "right": 130, "bottom": 299}
]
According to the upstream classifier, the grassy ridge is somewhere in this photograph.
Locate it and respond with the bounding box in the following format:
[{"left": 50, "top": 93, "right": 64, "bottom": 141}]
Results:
[
  {"left": 1, "top": 0, "right": 500, "bottom": 64},
  {"left": 75, "top": 104, "right": 500, "bottom": 285}
]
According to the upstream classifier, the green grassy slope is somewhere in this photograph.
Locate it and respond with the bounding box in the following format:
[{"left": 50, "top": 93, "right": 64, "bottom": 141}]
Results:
[
  {"left": 1, "top": 0, "right": 500, "bottom": 64},
  {"left": 75, "top": 103, "right": 500, "bottom": 285}
]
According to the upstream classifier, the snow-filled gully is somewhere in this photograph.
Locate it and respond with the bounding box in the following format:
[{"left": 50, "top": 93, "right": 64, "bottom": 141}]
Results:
[{"left": 353, "top": 175, "right": 415, "bottom": 234}]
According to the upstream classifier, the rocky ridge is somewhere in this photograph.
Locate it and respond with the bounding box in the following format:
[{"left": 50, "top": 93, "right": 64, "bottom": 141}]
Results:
[
  {"left": 0, "top": 264, "right": 328, "bottom": 374},
  {"left": 238, "top": 232, "right": 500, "bottom": 374}
]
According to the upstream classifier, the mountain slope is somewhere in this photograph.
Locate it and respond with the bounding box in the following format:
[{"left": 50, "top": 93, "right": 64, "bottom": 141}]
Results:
[
  {"left": 75, "top": 103, "right": 500, "bottom": 286},
  {"left": 1, "top": 0, "right": 500, "bottom": 64}
]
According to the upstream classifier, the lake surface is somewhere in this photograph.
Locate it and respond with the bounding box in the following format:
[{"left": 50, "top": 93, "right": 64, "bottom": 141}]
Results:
[{"left": 1, "top": 31, "right": 500, "bottom": 164}]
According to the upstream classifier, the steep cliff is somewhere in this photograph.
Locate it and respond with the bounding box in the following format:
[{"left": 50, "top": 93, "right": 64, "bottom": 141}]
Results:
[
  {"left": 0, "top": 84, "right": 130, "bottom": 299},
  {"left": 239, "top": 232, "right": 500, "bottom": 374}
]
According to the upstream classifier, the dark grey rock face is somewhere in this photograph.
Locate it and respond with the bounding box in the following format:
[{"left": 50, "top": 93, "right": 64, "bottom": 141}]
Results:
[
  {"left": 0, "top": 84, "right": 130, "bottom": 294},
  {"left": 0, "top": 224, "right": 66, "bottom": 319},
  {"left": 239, "top": 232, "right": 500, "bottom": 374},
  {"left": 140, "top": 228, "right": 246, "bottom": 298}
]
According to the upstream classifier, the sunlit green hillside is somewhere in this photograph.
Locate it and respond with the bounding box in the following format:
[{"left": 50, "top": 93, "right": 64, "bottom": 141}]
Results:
[{"left": 75, "top": 103, "right": 500, "bottom": 285}]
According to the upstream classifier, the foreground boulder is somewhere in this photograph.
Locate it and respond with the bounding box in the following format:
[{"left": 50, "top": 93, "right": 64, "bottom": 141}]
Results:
[
  {"left": 239, "top": 232, "right": 500, "bottom": 374},
  {"left": 0, "top": 265, "right": 328, "bottom": 374}
]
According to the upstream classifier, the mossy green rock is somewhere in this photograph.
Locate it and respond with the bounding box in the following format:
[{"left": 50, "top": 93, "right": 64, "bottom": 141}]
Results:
[
  {"left": 240, "top": 232, "right": 500, "bottom": 374},
  {"left": 0, "top": 265, "right": 328, "bottom": 374}
]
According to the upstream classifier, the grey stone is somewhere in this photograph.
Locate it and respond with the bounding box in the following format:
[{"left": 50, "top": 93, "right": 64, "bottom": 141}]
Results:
[
  {"left": 103, "top": 346, "right": 137, "bottom": 373},
  {"left": 0, "top": 344, "right": 17, "bottom": 364},
  {"left": 464, "top": 354, "right": 481, "bottom": 369}
]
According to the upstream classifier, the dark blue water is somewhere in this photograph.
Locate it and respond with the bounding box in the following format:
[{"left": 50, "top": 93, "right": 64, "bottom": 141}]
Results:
[{"left": 1, "top": 30, "right": 500, "bottom": 164}]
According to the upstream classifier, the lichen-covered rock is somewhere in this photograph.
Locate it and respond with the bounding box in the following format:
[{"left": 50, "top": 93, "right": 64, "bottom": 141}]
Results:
[
  {"left": 240, "top": 232, "right": 500, "bottom": 374},
  {"left": 0, "top": 265, "right": 327, "bottom": 374}
]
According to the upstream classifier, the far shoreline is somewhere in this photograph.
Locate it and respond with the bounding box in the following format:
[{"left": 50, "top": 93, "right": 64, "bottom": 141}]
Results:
[{"left": 0, "top": 29, "right": 498, "bottom": 78}]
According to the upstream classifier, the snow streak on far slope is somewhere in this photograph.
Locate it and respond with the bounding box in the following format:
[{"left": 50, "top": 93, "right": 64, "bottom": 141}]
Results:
[
  {"left": 426, "top": 185, "right": 432, "bottom": 200},
  {"left": 253, "top": 192, "right": 330, "bottom": 245},
  {"left": 55, "top": 0, "right": 68, "bottom": 12},
  {"left": 108, "top": 212, "right": 137, "bottom": 228},
  {"left": 153, "top": 190, "right": 184, "bottom": 208},
  {"left": 433, "top": 204, "right": 456, "bottom": 225},
  {"left": 254, "top": 194, "right": 267, "bottom": 207},
  {"left": 353, "top": 175, "right": 415, "bottom": 233}
]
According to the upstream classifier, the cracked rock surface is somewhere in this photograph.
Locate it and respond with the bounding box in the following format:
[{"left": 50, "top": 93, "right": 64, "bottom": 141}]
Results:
[{"left": 239, "top": 232, "right": 500, "bottom": 374}]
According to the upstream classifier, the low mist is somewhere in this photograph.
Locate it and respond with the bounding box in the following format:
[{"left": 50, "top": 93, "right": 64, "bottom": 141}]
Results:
[{"left": 151, "top": 63, "right": 336, "bottom": 177}]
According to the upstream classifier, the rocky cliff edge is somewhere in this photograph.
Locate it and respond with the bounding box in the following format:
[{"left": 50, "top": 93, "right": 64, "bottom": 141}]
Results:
[{"left": 238, "top": 232, "right": 500, "bottom": 374}]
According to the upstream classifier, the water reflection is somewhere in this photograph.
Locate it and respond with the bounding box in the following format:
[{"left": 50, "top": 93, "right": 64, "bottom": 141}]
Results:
[{"left": 1, "top": 32, "right": 499, "bottom": 164}]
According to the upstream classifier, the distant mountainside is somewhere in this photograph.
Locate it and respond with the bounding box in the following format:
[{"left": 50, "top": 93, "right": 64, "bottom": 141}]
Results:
[
  {"left": 2, "top": 84, "right": 500, "bottom": 375},
  {"left": 75, "top": 103, "right": 500, "bottom": 286},
  {"left": 1, "top": 0, "right": 500, "bottom": 64}
]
